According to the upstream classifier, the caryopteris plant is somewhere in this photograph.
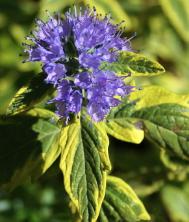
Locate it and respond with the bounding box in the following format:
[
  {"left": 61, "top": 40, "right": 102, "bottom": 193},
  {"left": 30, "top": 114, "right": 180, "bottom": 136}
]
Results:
[{"left": 2, "top": 6, "right": 189, "bottom": 222}]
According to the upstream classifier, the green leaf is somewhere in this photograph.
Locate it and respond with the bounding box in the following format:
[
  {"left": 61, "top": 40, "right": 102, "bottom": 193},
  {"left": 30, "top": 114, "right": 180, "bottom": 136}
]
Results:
[
  {"left": 146, "top": 15, "right": 184, "bottom": 62},
  {"left": 98, "top": 176, "right": 150, "bottom": 222},
  {"left": 133, "top": 103, "right": 189, "bottom": 160},
  {"left": 7, "top": 72, "right": 53, "bottom": 115},
  {"left": 161, "top": 184, "right": 189, "bottom": 222},
  {"left": 160, "top": 149, "right": 189, "bottom": 181},
  {"left": 0, "top": 108, "right": 60, "bottom": 191},
  {"left": 107, "top": 86, "right": 189, "bottom": 160},
  {"left": 160, "top": 0, "right": 189, "bottom": 43},
  {"left": 105, "top": 116, "right": 144, "bottom": 144},
  {"left": 39, "top": 0, "right": 75, "bottom": 17},
  {"left": 84, "top": 0, "right": 131, "bottom": 29},
  {"left": 59, "top": 114, "right": 111, "bottom": 222},
  {"left": 130, "top": 86, "right": 189, "bottom": 160},
  {"left": 100, "top": 51, "right": 165, "bottom": 77}
]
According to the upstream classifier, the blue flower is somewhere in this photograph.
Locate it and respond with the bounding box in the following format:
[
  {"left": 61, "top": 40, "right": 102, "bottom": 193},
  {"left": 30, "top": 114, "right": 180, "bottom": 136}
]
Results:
[
  {"left": 52, "top": 80, "right": 82, "bottom": 122},
  {"left": 24, "top": 7, "right": 133, "bottom": 122}
]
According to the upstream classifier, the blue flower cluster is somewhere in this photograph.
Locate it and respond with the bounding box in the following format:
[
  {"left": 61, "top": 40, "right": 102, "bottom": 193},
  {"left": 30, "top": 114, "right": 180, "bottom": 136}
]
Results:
[{"left": 24, "top": 7, "right": 133, "bottom": 122}]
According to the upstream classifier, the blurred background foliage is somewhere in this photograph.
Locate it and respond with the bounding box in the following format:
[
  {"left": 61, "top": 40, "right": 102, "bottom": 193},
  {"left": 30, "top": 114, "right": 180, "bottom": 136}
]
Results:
[{"left": 0, "top": 0, "right": 189, "bottom": 221}]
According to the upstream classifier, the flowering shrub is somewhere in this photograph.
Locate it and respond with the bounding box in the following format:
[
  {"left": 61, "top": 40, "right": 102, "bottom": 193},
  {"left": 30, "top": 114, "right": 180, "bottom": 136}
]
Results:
[{"left": 1, "top": 3, "right": 189, "bottom": 222}]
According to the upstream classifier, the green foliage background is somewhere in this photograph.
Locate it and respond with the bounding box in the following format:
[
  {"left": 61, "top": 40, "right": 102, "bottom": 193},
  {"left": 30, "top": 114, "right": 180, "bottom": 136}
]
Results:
[{"left": 0, "top": 0, "right": 189, "bottom": 221}]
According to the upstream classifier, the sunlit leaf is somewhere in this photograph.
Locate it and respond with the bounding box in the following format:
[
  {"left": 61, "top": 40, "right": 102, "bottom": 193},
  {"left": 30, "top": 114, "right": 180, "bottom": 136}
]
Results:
[
  {"left": 105, "top": 115, "right": 144, "bottom": 144},
  {"left": 129, "top": 86, "right": 189, "bottom": 160},
  {"left": 108, "top": 86, "right": 189, "bottom": 160},
  {"left": 133, "top": 103, "right": 189, "bottom": 160},
  {"left": 7, "top": 72, "right": 53, "bottom": 115},
  {"left": 39, "top": 0, "right": 75, "bottom": 17},
  {"left": 59, "top": 114, "right": 111, "bottom": 222},
  {"left": 161, "top": 184, "right": 189, "bottom": 222},
  {"left": 147, "top": 16, "right": 184, "bottom": 62},
  {"left": 160, "top": 0, "right": 189, "bottom": 43},
  {"left": 98, "top": 176, "right": 150, "bottom": 222},
  {"left": 85, "top": 0, "right": 131, "bottom": 29},
  {"left": 100, "top": 51, "right": 165, "bottom": 77}
]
